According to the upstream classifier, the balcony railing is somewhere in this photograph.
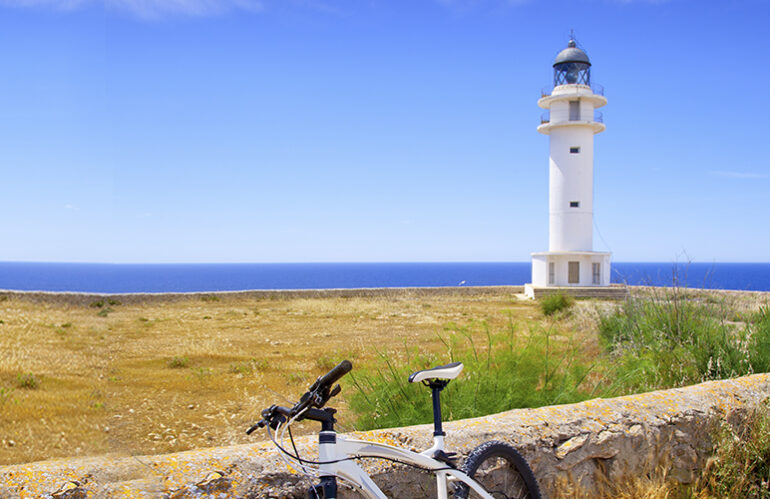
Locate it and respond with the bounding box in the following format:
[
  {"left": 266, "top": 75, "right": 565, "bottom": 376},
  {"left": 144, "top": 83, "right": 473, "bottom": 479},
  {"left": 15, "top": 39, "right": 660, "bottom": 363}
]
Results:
[
  {"left": 540, "top": 82, "right": 605, "bottom": 97},
  {"left": 539, "top": 110, "right": 604, "bottom": 124}
]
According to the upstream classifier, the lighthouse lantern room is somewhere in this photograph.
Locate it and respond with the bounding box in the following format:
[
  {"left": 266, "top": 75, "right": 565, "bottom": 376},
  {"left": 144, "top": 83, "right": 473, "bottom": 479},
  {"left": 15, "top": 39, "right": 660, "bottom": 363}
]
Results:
[{"left": 525, "top": 38, "right": 612, "bottom": 299}]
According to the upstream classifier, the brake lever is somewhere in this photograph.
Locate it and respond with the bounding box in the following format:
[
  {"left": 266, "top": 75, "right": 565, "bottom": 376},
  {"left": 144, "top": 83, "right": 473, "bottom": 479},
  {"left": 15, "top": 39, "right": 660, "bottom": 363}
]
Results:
[{"left": 248, "top": 405, "right": 288, "bottom": 434}]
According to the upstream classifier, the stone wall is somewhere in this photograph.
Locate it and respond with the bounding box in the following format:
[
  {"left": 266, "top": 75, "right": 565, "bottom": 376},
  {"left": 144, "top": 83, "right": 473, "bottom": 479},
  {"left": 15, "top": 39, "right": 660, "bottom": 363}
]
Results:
[
  {"left": 0, "top": 285, "right": 525, "bottom": 307},
  {"left": 2, "top": 374, "right": 769, "bottom": 497}
]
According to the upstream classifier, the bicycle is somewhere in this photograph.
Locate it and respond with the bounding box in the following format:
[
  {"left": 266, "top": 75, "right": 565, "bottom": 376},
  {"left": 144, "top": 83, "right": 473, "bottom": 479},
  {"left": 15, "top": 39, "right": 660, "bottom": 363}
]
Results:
[{"left": 247, "top": 360, "right": 542, "bottom": 498}]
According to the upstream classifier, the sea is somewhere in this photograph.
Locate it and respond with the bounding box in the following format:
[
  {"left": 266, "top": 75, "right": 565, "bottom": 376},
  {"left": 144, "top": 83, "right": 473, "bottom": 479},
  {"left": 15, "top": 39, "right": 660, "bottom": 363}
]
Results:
[{"left": 0, "top": 262, "right": 769, "bottom": 294}]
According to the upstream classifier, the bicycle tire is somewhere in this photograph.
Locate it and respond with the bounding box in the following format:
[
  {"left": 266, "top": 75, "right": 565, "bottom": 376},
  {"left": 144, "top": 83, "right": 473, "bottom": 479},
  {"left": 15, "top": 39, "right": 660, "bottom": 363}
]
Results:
[{"left": 455, "top": 440, "right": 541, "bottom": 499}]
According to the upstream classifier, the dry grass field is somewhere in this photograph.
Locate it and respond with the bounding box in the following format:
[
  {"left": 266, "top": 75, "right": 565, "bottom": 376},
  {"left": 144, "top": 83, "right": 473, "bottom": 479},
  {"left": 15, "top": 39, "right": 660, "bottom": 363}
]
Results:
[{"left": 0, "top": 288, "right": 556, "bottom": 465}]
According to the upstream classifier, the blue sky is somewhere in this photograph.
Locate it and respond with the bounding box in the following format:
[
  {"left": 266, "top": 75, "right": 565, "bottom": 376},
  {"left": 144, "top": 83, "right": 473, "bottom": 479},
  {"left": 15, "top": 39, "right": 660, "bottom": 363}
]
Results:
[{"left": 0, "top": 0, "right": 768, "bottom": 263}]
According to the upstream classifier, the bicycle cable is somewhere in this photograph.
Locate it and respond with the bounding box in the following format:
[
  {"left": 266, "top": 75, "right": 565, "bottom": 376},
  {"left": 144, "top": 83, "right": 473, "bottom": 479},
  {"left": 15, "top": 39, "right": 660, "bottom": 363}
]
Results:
[{"left": 267, "top": 421, "right": 455, "bottom": 473}]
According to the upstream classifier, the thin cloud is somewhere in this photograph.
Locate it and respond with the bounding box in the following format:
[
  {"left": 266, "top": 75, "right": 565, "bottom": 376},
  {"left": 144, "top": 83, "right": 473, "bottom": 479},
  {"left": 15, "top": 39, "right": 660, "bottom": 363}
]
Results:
[
  {"left": 0, "top": 0, "right": 264, "bottom": 18},
  {"left": 0, "top": 0, "right": 90, "bottom": 10},
  {"left": 108, "top": 0, "right": 264, "bottom": 18},
  {"left": 711, "top": 170, "right": 769, "bottom": 180}
]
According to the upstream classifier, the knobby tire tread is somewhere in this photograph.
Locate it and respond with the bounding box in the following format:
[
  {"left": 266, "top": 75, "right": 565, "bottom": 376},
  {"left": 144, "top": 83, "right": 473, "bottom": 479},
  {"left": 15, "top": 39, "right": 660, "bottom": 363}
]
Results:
[{"left": 456, "top": 440, "right": 542, "bottom": 499}]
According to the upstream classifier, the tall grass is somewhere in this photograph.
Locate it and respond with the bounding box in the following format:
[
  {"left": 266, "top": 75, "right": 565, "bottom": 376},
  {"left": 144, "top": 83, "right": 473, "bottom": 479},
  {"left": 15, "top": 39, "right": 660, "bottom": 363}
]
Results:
[
  {"left": 348, "top": 290, "right": 770, "bottom": 432},
  {"left": 692, "top": 398, "right": 770, "bottom": 498},
  {"left": 349, "top": 319, "right": 596, "bottom": 430},
  {"left": 598, "top": 289, "right": 770, "bottom": 395}
]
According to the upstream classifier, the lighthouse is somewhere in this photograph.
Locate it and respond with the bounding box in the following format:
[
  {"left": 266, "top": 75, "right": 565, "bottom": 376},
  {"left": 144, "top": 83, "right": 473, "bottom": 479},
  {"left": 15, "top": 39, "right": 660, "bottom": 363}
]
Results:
[{"left": 525, "top": 38, "right": 612, "bottom": 299}]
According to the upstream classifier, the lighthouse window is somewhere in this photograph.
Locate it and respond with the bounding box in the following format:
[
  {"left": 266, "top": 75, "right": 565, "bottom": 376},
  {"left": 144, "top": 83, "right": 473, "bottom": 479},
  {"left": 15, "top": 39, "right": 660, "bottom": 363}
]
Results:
[
  {"left": 570, "top": 147, "right": 580, "bottom": 154},
  {"left": 548, "top": 262, "right": 555, "bottom": 284},
  {"left": 592, "top": 263, "right": 601, "bottom": 285},
  {"left": 570, "top": 201, "right": 580, "bottom": 208}
]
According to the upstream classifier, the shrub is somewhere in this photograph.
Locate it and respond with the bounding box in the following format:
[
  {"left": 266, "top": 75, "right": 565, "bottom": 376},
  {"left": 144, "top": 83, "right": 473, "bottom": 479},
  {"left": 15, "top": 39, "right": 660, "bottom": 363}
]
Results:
[
  {"left": 96, "top": 307, "right": 113, "bottom": 317},
  {"left": 598, "top": 289, "right": 766, "bottom": 395},
  {"left": 540, "top": 293, "right": 574, "bottom": 316},
  {"left": 229, "top": 358, "right": 268, "bottom": 374},
  {"left": 192, "top": 367, "right": 212, "bottom": 380},
  {"left": 167, "top": 356, "right": 190, "bottom": 369},
  {"left": 17, "top": 373, "right": 40, "bottom": 389}
]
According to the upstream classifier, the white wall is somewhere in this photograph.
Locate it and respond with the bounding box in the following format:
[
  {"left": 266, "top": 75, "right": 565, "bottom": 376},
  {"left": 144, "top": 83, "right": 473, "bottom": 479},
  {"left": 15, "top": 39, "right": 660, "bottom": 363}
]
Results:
[
  {"left": 532, "top": 253, "right": 611, "bottom": 287},
  {"left": 548, "top": 125, "right": 594, "bottom": 252},
  {"left": 531, "top": 254, "right": 548, "bottom": 287}
]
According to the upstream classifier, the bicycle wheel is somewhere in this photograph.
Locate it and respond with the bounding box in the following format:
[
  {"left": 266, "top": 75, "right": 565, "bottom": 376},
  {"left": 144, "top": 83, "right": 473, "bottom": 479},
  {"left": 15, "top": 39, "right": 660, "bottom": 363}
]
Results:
[{"left": 455, "top": 440, "right": 541, "bottom": 499}]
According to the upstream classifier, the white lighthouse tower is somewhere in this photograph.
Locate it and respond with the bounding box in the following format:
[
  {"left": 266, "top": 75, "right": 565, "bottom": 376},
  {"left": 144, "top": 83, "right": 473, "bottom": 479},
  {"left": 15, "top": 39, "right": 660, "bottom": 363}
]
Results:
[{"left": 525, "top": 38, "right": 612, "bottom": 299}]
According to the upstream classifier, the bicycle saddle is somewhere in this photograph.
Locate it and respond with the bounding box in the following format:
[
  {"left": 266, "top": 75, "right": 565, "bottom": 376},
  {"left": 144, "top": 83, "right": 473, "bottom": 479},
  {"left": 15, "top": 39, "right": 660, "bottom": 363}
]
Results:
[{"left": 408, "top": 362, "right": 463, "bottom": 383}]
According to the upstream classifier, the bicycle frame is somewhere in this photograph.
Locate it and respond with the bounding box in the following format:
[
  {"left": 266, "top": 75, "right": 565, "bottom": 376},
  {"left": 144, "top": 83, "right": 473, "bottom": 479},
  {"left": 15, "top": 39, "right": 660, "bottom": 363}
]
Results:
[
  {"left": 257, "top": 361, "right": 503, "bottom": 498},
  {"left": 313, "top": 430, "right": 495, "bottom": 499}
]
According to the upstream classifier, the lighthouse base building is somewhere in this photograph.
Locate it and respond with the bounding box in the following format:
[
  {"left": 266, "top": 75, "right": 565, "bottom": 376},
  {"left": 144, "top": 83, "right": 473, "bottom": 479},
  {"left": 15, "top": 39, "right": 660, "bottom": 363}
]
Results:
[
  {"left": 524, "top": 38, "right": 625, "bottom": 300},
  {"left": 530, "top": 251, "right": 611, "bottom": 288}
]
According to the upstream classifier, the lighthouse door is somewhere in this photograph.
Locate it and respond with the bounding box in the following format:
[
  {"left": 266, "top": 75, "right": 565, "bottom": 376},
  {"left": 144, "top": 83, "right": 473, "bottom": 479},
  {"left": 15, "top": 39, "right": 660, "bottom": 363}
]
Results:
[{"left": 568, "top": 261, "right": 580, "bottom": 284}]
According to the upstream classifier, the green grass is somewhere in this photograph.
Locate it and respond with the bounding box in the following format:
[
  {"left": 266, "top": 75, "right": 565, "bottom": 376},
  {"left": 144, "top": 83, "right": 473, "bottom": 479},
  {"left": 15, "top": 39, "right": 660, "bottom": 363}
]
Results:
[
  {"left": 349, "top": 320, "right": 596, "bottom": 430},
  {"left": 598, "top": 291, "right": 770, "bottom": 395},
  {"left": 348, "top": 290, "right": 770, "bottom": 433}
]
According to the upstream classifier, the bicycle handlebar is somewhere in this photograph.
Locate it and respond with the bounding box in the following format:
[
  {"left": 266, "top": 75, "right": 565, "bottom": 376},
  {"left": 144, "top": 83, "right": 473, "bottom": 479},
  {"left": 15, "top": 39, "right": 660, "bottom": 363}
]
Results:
[
  {"left": 248, "top": 360, "right": 353, "bottom": 434},
  {"left": 310, "top": 360, "right": 352, "bottom": 392}
]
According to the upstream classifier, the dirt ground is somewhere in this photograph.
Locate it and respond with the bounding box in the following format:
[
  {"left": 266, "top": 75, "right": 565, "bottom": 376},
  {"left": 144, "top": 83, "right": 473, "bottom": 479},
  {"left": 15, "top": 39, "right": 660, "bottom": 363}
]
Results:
[{"left": 0, "top": 287, "right": 544, "bottom": 465}]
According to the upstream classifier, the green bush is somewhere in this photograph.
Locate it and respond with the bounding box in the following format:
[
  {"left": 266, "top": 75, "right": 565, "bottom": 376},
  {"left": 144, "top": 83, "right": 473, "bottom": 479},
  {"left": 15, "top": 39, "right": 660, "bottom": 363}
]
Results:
[
  {"left": 540, "top": 293, "right": 574, "bottom": 316},
  {"left": 17, "top": 373, "right": 40, "bottom": 389},
  {"left": 96, "top": 307, "right": 113, "bottom": 317},
  {"left": 349, "top": 321, "right": 595, "bottom": 431},
  {"left": 598, "top": 290, "right": 769, "bottom": 395},
  {"left": 167, "top": 356, "right": 190, "bottom": 369}
]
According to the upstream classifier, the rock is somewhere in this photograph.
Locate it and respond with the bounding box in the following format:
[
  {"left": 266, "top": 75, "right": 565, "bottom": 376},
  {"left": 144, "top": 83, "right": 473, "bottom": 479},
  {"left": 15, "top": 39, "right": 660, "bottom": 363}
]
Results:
[
  {"left": 555, "top": 434, "right": 589, "bottom": 459},
  {"left": 51, "top": 481, "right": 87, "bottom": 499}
]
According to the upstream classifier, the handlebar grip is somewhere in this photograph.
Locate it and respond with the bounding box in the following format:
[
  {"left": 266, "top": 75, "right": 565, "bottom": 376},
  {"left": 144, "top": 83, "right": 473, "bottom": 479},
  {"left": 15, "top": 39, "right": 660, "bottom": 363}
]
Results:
[
  {"left": 313, "top": 360, "right": 352, "bottom": 390},
  {"left": 275, "top": 406, "right": 292, "bottom": 417}
]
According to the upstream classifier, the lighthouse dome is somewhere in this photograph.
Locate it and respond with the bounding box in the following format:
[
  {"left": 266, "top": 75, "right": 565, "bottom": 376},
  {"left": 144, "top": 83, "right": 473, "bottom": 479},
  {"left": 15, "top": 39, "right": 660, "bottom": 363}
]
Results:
[
  {"left": 553, "top": 40, "right": 591, "bottom": 67},
  {"left": 552, "top": 39, "right": 591, "bottom": 86}
]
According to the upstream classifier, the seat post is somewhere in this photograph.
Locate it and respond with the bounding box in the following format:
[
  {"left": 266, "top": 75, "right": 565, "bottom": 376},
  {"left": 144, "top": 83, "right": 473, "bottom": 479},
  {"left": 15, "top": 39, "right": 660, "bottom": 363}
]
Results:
[{"left": 428, "top": 380, "right": 448, "bottom": 436}]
